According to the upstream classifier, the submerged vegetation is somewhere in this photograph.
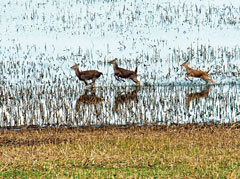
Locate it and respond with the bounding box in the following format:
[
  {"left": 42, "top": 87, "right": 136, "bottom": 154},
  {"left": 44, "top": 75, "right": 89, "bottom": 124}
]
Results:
[
  {"left": 0, "top": 85, "right": 240, "bottom": 128},
  {"left": 1, "top": 0, "right": 240, "bottom": 126}
]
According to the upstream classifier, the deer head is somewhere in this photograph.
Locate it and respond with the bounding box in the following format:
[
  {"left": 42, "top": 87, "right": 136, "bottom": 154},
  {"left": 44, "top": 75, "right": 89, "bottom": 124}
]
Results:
[{"left": 180, "top": 60, "right": 189, "bottom": 67}]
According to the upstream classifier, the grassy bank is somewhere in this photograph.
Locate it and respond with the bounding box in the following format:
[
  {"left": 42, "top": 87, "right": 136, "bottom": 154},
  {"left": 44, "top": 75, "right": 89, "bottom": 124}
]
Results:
[{"left": 0, "top": 125, "right": 239, "bottom": 178}]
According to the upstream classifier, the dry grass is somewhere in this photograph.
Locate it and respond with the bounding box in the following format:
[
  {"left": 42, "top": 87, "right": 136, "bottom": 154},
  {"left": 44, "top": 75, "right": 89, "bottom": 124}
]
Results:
[{"left": 0, "top": 124, "right": 240, "bottom": 178}]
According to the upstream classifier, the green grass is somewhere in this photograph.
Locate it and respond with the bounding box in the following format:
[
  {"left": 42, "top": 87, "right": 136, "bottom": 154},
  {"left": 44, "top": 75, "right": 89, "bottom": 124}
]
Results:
[
  {"left": 0, "top": 125, "right": 239, "bottom": 178},
  {"left": 1, "top": 162, "right": 239, "bottom": 178}
]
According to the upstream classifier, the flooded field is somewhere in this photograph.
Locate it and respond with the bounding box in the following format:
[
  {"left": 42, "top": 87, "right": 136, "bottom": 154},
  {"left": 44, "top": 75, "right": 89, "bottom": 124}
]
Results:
[
  {"left": 0, "top": 84, "right": 239, "bottom": 128},
  {"left": 1, "top": 0, "right": 240, "bottom": 128}
]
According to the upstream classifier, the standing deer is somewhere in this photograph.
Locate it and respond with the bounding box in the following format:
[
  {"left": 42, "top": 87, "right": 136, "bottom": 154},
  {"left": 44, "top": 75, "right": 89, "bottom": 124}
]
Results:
[
  {"left": 181, "top": 60, "right": 214, "bottom": 83},
  {"left": 71, "top": 64, "right": 102, "bottom": 87},
  {"left": 108, "top": 58, "right": 140, "bottom": 85}
]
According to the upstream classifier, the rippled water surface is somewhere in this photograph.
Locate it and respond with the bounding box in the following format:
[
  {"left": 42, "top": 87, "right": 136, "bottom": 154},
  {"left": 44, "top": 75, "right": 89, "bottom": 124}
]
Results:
[{"left": 1, "top": 84, "right": 239, "bottom": 128}]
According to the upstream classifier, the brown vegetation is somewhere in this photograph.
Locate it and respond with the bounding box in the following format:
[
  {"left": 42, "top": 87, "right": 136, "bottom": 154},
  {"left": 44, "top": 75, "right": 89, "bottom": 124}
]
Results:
[{"left": 0, "top": 124, "right": 239, "bottom": 177}]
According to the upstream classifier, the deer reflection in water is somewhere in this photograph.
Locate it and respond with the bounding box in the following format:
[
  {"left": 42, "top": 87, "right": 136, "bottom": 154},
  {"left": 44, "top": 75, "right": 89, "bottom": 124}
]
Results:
[
  {"left": 75, "top": 88, "right": 103, "bottom": 121},
  {"left": 113, "top": 86, "right": 140, "bottom": 113},
  {"left": 186, "top": 85, "right": 210, "bottom": 109},
  {"left": 76, "top": 88, "right": 102, "bottom": 106}
]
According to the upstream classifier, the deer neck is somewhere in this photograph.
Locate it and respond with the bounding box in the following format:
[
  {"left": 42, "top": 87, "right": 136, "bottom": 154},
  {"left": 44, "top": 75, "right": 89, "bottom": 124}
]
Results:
[
  {"left": 75, "top": 68, "right": 81, "bottom": 76},
  {"left": 184, "top": 64, "right": 193, "bottom": 72},
  {"left": 113, "top": 63, "right": 119, "bottom": 71}
]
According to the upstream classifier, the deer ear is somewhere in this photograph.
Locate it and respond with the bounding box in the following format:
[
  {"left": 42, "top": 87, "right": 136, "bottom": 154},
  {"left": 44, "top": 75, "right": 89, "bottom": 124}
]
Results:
[{"left": 182, "top": 60, "right": 189, "bottom": 64}]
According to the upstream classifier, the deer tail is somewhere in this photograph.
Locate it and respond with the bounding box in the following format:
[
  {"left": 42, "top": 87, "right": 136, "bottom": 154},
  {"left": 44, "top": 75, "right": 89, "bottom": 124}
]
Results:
[{"left": 135, "top": 67, "right": 138, "bottom": 74}]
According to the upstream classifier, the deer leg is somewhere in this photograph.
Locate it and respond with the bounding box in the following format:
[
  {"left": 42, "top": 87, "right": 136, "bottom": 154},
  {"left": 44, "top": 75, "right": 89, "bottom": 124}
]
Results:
[
  {"left": 187, "top": 76, "right": 193, "bottom": 81},
  {"left": 115, "top": 75, "right": 125, "bottom": 82},
  {"left": 201, "top": 75, "right": 214, "bottom": 84},
  {"left": 91, "top": 78, "right": 96, "bottom": 86},
  {"left": 185, "top": 74, "right": 192, "bottom": 81},
  {"left": 84, "top": 80, "right": 89, "bottom": 86},
  {"left": 131, "top": 76, "right": 140, "bottom": 85}
]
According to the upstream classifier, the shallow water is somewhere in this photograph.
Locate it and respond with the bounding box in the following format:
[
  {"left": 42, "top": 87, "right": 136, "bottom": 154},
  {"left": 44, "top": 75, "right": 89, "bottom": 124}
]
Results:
[
  {"left": 1, "top": 0, "right": 240, "bottom": 128},
  {"left": 0, "top": 83, "right": 239, "bottom": 128}
]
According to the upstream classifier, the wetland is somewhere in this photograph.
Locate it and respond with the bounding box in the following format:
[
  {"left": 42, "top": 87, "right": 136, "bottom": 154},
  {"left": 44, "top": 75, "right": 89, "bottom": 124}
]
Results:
[
  {"left": 0, "top": 0, "right": 240, "bottom": 177},
  {"left": 1, "top": 0, "right": 240, "bottom": 128}
]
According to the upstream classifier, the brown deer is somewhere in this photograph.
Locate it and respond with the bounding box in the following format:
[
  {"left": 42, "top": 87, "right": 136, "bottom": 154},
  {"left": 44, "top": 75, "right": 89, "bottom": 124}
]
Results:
[
  {"left": 71, "top": 64, "right": 102, "bottom": 86},
  {"left": 186, "top": 85, "right": 210, "bottom": 108},
  {"left": 108, "top": 58, "right": 140, "bottom": 85},
  {"left": 181, "top": 60, "right": 214, "bottom": 83}
]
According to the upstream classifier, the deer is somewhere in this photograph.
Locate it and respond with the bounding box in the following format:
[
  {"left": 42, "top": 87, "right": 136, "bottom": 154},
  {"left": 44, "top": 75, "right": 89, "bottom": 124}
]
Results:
[
  {"left": 108, "top": 58, "right": 140, "bottom": 85},
  {"left": 71, "top": 64, "right": 102, "bottom": 87},
  {"left": 181, "top": 60, "right": 214, "bottom": 84},
  {"left": 186, "top": 85, "right": 210, "bottom": 108}
]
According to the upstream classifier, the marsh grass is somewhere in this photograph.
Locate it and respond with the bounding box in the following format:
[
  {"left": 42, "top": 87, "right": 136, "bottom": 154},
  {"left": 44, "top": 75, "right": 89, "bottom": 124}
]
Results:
[{"left": 0, "top": 124, "right": 239, "bottom": 178}]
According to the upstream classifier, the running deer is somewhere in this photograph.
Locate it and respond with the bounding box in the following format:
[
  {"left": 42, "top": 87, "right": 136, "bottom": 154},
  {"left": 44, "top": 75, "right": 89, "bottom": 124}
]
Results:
[
  {"left": 186, "top": 85, "right": 210, "bottom": 108},
  {"left": 181, "top": 60, "right": 214, "bottom": 83},
  {"left": 108, "top": 58, "right": 140, "bottom": 85},
  {"left": 71, "top": 64, "right": 102, "bottom": 86}
]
